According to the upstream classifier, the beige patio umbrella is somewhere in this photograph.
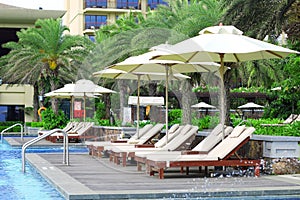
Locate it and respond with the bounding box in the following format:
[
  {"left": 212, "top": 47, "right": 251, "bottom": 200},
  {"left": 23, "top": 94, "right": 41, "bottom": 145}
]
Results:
[
  {"left": 238, "top": 102, "right": 264, "bottom": 110},
  {"left": 45, "top": 79, "right": 116, "bottom": 121},
  {"left": 93, "top": 68, "right": 190, "bottom": 138},
  {"left": 45, "top": 88, "right": 98, "bottom": 120},
  {"left": 191, "top": 102, "right": 216, "bottom": 115},
  {"left": 105, "top": 49, "right": 220, "bottom": 143},
  {"left": 238, "top": 102, "right": 264, "bottom": 118},
  {"left": 152, "top": 25, "right": 300, "bottom": 139}
]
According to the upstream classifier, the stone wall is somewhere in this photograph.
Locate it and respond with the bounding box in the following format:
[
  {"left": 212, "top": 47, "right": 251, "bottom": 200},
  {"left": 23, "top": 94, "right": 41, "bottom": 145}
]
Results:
[{"left": 82, "top": 126, "right": 136, "bottom": 141}]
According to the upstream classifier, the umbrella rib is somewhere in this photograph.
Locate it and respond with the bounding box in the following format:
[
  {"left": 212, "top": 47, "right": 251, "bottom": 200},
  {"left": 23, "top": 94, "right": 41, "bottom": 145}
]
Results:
[
  {"left": 196, "top": 64, "right": 211, "bottom": 72},
  {"left": 186, "top": 52, "right": 199, "bottom": 63},
  {"left": 266, "top": 50, "right": 283, "bottom": 58},
  {"left": 128, "top": 64, "right": 143, "bottom": 74},
  {"left": 233, "top": 53, "right": 240, "bottom": 62}
]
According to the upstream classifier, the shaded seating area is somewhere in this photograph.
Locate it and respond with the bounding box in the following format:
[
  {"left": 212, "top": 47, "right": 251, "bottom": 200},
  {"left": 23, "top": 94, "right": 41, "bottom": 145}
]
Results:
[
  {"left": 144, "top": 126, "right": 260, "bottom": 179},
  {"left": 260, "top": 114, "right": 299, "bottom": 127},
  {"left": 109, "top": 125, "right": 198, "bottom": 167}
]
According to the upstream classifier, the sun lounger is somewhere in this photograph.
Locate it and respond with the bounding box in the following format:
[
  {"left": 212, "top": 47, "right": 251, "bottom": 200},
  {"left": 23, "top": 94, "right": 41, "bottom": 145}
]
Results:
[
  {"left": 110, "top": 125, "right": 197, "bottom": 167},
  {"left": 261, "top": 114, "right": 298, "bottom": 127},
  {"left": 134, "top": 124, "right": 233, "bottom": 171},
  {"left": 38, "top": 121, "right": 77, "bottom": 136},
  {"left": 112, "top": 124, "right": 154, "bottom": 143},
  {"left": 87, "top": 123, "right": 166, "bottom": 157},
  {"left": 145, "top": 126, "right": 259, "bottom": 179},
  {"left": 86, "top": 124, "right": 154, "bottom": 156},
  {"left": 293, "top": 114, "right": 300, "bottom": 123},
  {"left": 48, "top": 122, "right": 94, "bottom": 143}
]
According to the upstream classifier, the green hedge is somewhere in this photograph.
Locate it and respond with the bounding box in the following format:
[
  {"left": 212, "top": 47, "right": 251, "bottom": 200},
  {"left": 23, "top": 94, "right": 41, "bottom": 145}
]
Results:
[
  {"left": 0, "top": 121, "right": 23, "bottom": 132},
  {"left": 232, "top": 116, "right": 300, "bottom": 137},
  {"left": 25, "top": 122, "right": 44, "bottom": 127}
]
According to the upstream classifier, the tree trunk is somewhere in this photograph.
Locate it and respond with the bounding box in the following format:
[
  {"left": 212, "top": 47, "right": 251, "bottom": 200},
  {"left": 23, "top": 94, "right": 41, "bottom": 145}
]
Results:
[
  {"left": 49, "top": 78, "right": 58, "bottom": 114},
  {"left": 181, "top": 79, "right": 192, "bottom": 125},
  {"left": 148, "top": 82, "right": 159, "bottom": 122},
  {"left": 103, "top": 94, "right": 111, "bottom": 119},
  {"left": 33, "top": 84, "right": 40, "bottom": 122},
  {"left": 118, "top": 80, "right": 127, "bottom": 125},
  {"left": 223, "top": 63, "right": 235, "bottom": 126}
]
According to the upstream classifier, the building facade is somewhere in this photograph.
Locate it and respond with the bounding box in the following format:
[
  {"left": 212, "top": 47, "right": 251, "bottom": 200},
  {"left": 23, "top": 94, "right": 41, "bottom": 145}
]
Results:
[
  {"left": 63, "top": 0, "right": 167, "bottom": 40},
  {"left": 0, "top": 3, "right": 65, "bottom": 122}
]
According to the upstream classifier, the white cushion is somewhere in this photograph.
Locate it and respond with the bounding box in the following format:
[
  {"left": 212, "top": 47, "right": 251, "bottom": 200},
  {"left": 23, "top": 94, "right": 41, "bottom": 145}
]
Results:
[
  {"left": 168, "top": 124, "right": 179, "bottom": 134},
  {"left": 229, "top": 125, "right": 246, "bottom": 138}
]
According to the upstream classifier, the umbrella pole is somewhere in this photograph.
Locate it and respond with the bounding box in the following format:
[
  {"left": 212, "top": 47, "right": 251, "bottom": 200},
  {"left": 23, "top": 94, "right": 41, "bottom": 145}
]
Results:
[
  {"left": 165, "top": 66, "right": 169, "bottom": 144},
  {"left": 136, "top": 75, "right": 141, "bottom": 138},
  {"left": 219, "top": 53, "right": 225, "bottom": 140},
  {"left": 71, "top": 96, "right": 74, "bottom": 120},
  {"left": 84, "top": 93, "right": 86, "bottom": 122}
]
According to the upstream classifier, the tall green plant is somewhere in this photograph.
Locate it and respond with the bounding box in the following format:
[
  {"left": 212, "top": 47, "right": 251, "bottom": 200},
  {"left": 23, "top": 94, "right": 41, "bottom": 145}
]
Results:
[
  {"left": 0, "top": 18, "right": 94, "bottom": 117},
  {"left": 41, "top": 108, "right": 67, "bottom": 130},
  {"left": 264, "top": 54, "right": 300, "bottom": 119},
  {"left": 168, "top": 109, "right": 182, "bottom": 125}
]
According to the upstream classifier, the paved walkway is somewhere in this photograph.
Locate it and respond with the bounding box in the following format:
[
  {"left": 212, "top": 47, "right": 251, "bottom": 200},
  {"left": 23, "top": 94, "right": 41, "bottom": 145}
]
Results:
[{"left": 8, "top": 138, "right": 300, "bottom": 200}]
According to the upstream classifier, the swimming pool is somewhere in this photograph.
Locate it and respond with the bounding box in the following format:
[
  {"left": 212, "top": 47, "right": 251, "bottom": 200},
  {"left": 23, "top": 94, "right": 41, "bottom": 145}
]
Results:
[{"left": 0, "top": 139, "right": 88, "bottom": 200}]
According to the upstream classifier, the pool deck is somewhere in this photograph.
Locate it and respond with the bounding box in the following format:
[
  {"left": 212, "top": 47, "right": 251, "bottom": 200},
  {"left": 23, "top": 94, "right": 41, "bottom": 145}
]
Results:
[{"left": 7, "top": 137, "right": 300, "bottom": 200}]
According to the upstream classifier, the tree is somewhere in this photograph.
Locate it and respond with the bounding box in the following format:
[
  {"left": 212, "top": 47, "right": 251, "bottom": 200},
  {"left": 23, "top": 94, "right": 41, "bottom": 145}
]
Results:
[
  {"left": 221, "top": 0, "right": 300, "bottom": 40},
  {"left": 220, "top": 0, "right": 300, "bottom": 119},
  {"left": 88, "top": 0, "right": 222, "bottom": 125},
  {"left": 0, "top": 18, "right": 94, "bottom": 119}
]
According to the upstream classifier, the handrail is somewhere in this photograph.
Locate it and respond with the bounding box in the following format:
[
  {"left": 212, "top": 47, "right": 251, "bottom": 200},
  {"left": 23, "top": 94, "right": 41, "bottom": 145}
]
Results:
[
  {"left": 22, "top": 129, "right": 69, "bottom": 173},
  {"left": 1, "top": 123, "right": 23, "bottom": 143}
]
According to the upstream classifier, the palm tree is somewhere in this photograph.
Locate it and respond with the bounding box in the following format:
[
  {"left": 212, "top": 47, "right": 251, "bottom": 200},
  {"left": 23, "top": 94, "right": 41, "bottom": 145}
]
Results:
[
  {"left": 143, "top": 0, "right": 222, "bottom": 124},
  {"left": 0, "top": 18, "right": 94, "bottom": 118},
  {"left": 221, "top": 0, "right": 300, "bottom": 40}
]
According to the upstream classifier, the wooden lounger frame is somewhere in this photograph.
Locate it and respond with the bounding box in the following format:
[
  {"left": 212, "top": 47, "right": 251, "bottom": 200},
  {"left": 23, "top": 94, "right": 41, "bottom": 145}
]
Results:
[{"left": 145, "top": 137, "right": 260, "bottom": 179}]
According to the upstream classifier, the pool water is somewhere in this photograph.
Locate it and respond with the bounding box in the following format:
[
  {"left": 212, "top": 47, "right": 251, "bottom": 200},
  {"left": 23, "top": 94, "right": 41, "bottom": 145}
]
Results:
[{"left": 0, "top": 139, "right": 88, "bottom": 200}]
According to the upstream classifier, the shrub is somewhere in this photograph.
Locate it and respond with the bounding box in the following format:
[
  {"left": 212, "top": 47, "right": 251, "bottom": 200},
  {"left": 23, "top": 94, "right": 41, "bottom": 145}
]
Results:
[
  {"left": 29, "top": 122, "right": 44, "bottom": 127},
  {"left": 95, "top": 100, "right": 106, "bottom": 120},
  {"left": 0, "top": 121, "right": 23, "bottom": 132},
  {"left": 41, "top": 108, "right": 68, "bottom": 130},
  {"left": 97, "top": 119, "right": 110, "bottom": 126},
  {"left": 231, "top": 117, "right": 300, "bottom": 137},
  {"left": 168, "top": 109, "right": 182, "bottom": 126},
  {"left": 192, "top": 115, "right": 219, "bottom": 130}
]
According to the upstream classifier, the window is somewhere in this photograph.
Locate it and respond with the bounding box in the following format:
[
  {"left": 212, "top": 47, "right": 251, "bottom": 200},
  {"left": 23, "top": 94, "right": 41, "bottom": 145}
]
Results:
[
  {"left": 128, "top": 0, "right": 139, "bottom": 9},
  {"left": 0, "top": 105, "right": 24, "bottom": 122},
  {"left": 148, "top": 0, "right": 168, "bottom": 10},
  {"left": 85, "top": 15, "right": 107, "bottom": 29},
  {"left": 117, "top": 0, "right": 139, "bottom": 9},
  {"left": 85, "top": 0, "right": 107, "bottom": 8}
]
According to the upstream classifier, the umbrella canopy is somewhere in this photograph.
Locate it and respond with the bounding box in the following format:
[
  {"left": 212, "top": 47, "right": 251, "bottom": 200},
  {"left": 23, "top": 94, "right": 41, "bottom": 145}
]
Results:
[
  {"left": 238, "top": 102, "right": 264, "bottom": 109},
  {"left": 105, "top": 48, "right": 220, "bottom": 143},
  {"left": 153, "top": 25, "right": 299, "bottom": 139},
  {"left": 45, "top": 79, "right": 116, "bottom": 121},
  {"left": 191, "top": 102, "right": 216, "bottom": 109},
  {"left": 192, "top": 102, "right": 216, "bottom": 116},
  {"left": 93, "top": 68, "right": 190, "bottom": 80},
  {"left": 45, "top": 89, "right": 99, "bottom": 99},
  {"left": 199, "top": 25, "right": 243, "bottom": 35},
  {"left": 93, "top": 68, "right": 190, "bottom": 138}
]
